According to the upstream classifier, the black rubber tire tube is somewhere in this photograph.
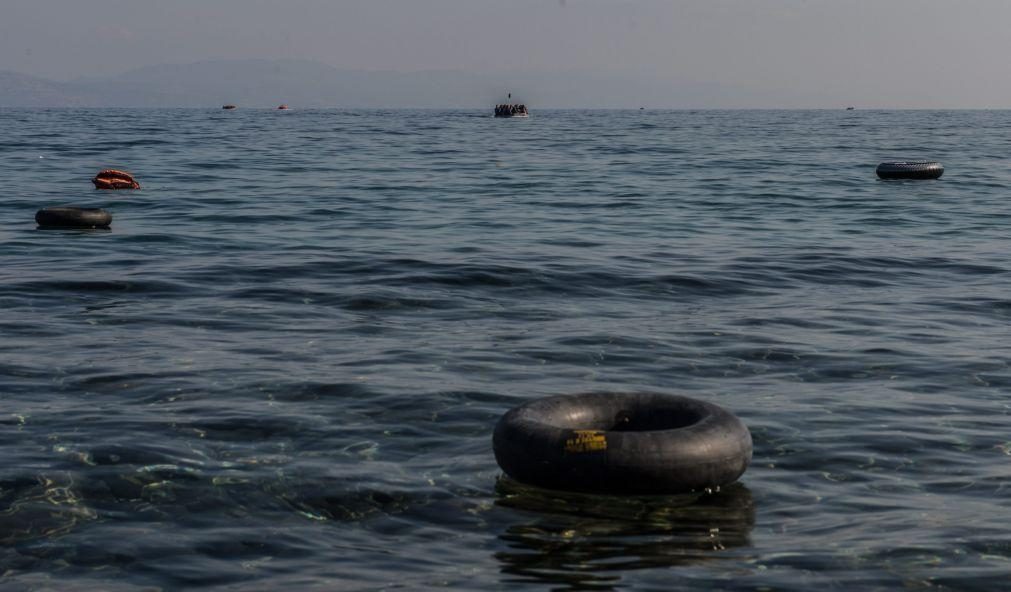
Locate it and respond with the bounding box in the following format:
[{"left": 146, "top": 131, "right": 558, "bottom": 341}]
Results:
[
  {"left": 36, "top": 207, "right": 112, "bottom": 229},
  {"left": 493, "top": 392, "right": 752, "bottom": 495},
  {"left": 876, "top": 161, "right": 944, "bottom": 180}
]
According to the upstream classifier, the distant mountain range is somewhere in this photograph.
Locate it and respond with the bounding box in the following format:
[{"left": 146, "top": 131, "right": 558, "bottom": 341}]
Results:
[{"left": 0, "top": 59, "right": 799, "bottom": 109}]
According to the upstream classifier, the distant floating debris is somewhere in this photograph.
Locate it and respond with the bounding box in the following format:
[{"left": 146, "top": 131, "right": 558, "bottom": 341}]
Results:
[
  {"left": 277, "top": 104, "right": 290, "bottom": 110},
  {"left": 222, "top": 104, "right": 237, "bottom": 110},
  {"left": 494, "top": 103, "right": 528, "bottom": 118}
]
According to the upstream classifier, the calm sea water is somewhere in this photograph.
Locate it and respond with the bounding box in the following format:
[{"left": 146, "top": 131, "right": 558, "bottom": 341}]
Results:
[{"left": 1, "top": 108, "right": 1009, "bottom": 591}]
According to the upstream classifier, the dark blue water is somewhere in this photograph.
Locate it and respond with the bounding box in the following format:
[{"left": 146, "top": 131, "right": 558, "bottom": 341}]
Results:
[{"left": 2, "top": 108, "right": 1010, "bottom": 590}]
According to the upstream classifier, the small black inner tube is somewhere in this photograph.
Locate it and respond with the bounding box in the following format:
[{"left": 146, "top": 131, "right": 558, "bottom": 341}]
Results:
[
  {"left": 36, "top": 207, "right": 112, "bottom": 229},
  {"left": 876, "top": 161, "right": 944, "bottom": 180},
  {"left": 493, "top": 392, "right": 752, "bottom": 495}
]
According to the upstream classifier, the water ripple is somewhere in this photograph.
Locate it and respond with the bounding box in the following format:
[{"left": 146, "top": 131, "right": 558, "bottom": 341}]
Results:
[{"left": 2, "top": 108, "right": 1010, "bottom": 590}]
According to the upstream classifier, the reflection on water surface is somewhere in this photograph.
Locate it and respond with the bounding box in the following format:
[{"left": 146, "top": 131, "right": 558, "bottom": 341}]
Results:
[{"left": 495, "top": 478, "right": 754, "bottom": 590}]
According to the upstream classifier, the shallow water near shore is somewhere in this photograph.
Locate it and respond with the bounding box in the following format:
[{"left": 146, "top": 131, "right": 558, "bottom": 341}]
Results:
[{"left": 1, "top": 108, "right": 1010, "bottom": 590}]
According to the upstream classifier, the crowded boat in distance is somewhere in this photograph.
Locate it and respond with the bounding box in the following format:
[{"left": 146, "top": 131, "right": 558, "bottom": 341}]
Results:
[{"left": 494, "top": 103, "right": 529, "bottom": 118}]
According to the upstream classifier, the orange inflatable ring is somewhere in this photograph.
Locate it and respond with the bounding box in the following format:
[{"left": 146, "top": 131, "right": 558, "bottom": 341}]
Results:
[{"left": 93, "top": 169, "right": 140, "bottom": 190}]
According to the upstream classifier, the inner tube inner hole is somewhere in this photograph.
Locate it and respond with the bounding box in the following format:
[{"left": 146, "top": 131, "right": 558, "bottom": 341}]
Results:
[{"left": 553, "top": 400, "right": 705, "bottom": 432}]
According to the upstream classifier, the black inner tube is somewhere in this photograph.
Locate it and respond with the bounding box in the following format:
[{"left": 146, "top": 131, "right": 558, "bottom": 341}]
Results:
[
  {"left": 35, "top": 207, "right": 112, "bottom": 229},
  {"left": 876, "top": 161, "right": 944, "bottom": 180},
  {"left": 493, "top": 392, "right": 752, "bottom": 495}
]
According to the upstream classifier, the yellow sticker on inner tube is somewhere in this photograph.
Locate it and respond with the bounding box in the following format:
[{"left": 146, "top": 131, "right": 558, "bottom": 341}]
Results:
[{"left": 565, "top": 430, "right": 607, "bottom": 453}]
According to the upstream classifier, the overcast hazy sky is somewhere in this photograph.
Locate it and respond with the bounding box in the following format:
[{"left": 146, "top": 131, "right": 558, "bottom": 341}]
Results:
[{"left": 3, "top": 0, "right": 1010, "bottom": 107}]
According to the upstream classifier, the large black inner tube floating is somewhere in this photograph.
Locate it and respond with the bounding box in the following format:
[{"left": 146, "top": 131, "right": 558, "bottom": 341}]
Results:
[
  {"left": 493, "top": 392, "right": 752, "bottom": 495},
  {"left": 876, "top": 161, "right": 944, "bottom": 180},
  {"left": 36, "top": 207, "right": 112, "bottom": 229}
]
